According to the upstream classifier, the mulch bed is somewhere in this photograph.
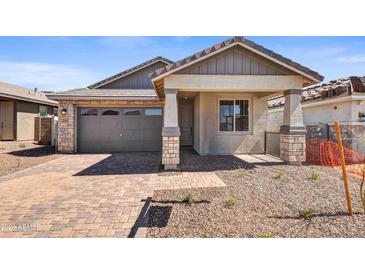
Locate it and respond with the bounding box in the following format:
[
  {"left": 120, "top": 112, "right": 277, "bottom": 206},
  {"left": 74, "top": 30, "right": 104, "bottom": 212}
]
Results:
[
  {"left": 0, "top": 142, "right": 61, "bottom": 177},
  {"left": 147, "top": 157, "right": 365, "bottom": 238}
]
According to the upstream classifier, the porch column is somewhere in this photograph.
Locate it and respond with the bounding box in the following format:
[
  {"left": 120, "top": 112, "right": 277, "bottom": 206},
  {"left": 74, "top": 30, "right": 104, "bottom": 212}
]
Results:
[
  {"left": 162, "top": 89, "right": 180, "bottom": 170},
  {"left": 279, "top": 89, "right": 306, "bottom": 164}
]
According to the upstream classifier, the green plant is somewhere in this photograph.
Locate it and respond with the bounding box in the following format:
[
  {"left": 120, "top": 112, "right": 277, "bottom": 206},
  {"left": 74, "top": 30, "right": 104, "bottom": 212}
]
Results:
[
  {"left": 273, "top": 170, "right": 285, "bottom": 180},
  {"left": 311, "top": 170, "right": 319, "bottom": 182},
  {"left": 183, "top": 194, "right": 194, "bottom": 205},
  {"left": 225, "top": 197, "right": 237, "bottom": 208},
  {"left": 200, "top": 232, "right": 209, "bottom": 238},
  {"left": 299, "top": 210, "right": 313, "bottom": 219},
  {"left": 18, "top": 143, "right": 26, "bottom": 148},
  {"left": 258, "top": 233, "right": 272, "bottom": 238},
  {"left": 235, "top": 168, "right": 246, "bottom": 177}
]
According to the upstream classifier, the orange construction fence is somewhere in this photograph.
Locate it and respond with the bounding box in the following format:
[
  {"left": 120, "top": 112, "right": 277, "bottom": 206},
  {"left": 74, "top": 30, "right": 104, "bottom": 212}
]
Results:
[{"left": 306, "top": 140, "right": 365, "bottom": 178}]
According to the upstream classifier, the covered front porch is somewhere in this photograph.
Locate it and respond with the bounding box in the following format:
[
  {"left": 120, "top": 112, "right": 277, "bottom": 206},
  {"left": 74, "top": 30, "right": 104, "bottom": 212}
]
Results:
[{"left": 160, "top": 75, "right": 307, "bottom": 170}]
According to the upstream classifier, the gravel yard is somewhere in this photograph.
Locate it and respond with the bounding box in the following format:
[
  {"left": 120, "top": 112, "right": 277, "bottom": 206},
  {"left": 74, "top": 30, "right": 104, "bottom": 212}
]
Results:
[
  {"left": 147, "top": 151, "right": 365, "bottom": 238},
  {"left": 0, "top": 141, "right": 61, "bottom": 177}
]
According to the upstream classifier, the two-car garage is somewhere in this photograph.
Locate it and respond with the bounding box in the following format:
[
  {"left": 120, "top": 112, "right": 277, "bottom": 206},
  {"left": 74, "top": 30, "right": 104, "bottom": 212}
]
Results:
[{"left": 77, "top": 107, "right": 163, "bottom": 153}]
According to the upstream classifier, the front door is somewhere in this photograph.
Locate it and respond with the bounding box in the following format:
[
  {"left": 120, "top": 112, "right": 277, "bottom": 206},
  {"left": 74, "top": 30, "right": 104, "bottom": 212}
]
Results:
[
  {"left": 0, "top": 101, "right": 14, "bottom": 140},
  {"left": 179, "top": 100, "right": 193, "bottom": 146}
]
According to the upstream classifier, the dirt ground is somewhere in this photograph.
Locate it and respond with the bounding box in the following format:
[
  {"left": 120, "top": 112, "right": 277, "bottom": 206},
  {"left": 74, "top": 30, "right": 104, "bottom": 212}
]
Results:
[
  {"left": 147, "top": 151, "right": 365, "bottom": 238},
  {"left": 0, "top": 141, "right": 61, "bottom": 177}
]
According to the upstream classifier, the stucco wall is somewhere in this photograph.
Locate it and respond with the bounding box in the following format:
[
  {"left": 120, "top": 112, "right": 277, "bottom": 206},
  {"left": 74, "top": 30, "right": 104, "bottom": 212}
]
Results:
[
  {"left": 193, "top": 93, "right": 201, "bottom": 153},
  {"left": 16, "top": 101, "right": 39, "bottom": 141},
  {"left": 194, "top": 92, "right": 267, "bottom": 155},
  {"left": 267, "top": 99, "right": 364, "bottom": 132}
]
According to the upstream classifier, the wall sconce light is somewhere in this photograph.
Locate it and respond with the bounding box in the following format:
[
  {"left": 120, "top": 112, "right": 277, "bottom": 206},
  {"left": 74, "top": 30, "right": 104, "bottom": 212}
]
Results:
[{"left": 61, "top": 109, "right": 67, "bottom": 115}]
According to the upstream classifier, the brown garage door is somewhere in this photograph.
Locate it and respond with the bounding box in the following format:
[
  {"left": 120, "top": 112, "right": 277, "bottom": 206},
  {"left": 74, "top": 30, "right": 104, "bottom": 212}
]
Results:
[{"left": 77, "top": 107, "right": 162, "bottom": 153}]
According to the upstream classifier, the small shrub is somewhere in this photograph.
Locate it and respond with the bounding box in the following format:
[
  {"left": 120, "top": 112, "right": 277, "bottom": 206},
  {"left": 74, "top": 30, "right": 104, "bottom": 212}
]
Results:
[
  {"left": 15, "top": 158, "right": 21, "bottom": 169},
  {"left": 225, "top": 197, "right": 237, "bottom": 208},
  {"left": 183, "top": 194, "right": 194, "bottom": 205},
  {"left": 18, "top": 143, "right": 26, "bottom": 148},
  {"left": 258, "top": 233, "right": 272, "bottom": 238},
  {"left": 273, "top": 171, "right": 285, "bottom": 180},
  {"left": 299, "top": 210, "right": 313, "bottom": 219},
  {"left": 200, "top": 232, "right": 209, "bottom": 238},
  {"left": 235, "top": 168, "right": 246, "bottom": 177},
  {"left": 311, "top": 170, "right": 319, "bottom": 182}
]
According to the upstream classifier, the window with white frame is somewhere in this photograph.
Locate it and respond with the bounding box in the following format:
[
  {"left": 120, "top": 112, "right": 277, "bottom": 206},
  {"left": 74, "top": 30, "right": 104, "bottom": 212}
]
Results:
[{"left": 219, "top": 99, "right": 249, "bottom": 132}]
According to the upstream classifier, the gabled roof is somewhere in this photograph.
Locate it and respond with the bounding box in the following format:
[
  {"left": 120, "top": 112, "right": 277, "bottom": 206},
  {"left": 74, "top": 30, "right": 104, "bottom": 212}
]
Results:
[
  {"left": 0, "top": 81, "right": 58, "bottom": 106},
  {"left": 88, "top": 56, "right": 173, "bottom": 89},
  {"left": 150, "top": 36, "right": 324, "bottom": 83},
  {"left": 268, "top": 76, "right": 365, "bottom": 109},
  {"left": 47, "top": 88, "right": 158, "bottom": 100}
]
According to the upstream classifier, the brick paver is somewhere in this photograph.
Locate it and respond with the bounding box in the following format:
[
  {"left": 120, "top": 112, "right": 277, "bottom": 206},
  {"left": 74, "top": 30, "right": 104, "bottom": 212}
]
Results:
[{"left": 0, "top": 152, "right": 225, "bottom": 238}]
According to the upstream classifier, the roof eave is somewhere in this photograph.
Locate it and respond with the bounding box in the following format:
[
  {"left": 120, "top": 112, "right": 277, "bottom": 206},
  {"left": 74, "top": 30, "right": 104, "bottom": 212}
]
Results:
[
  {"left": 47, "top": 95, "right": 160, "bottom": 101},
  {"left": 151, "top": 40, "right": 324, "bottom": 84},
  {"left": 0, "top": 92, "right": 58, "bottom": 106},
  {"left": 88, "top": 57, "right": 173, "bottom": 89}
]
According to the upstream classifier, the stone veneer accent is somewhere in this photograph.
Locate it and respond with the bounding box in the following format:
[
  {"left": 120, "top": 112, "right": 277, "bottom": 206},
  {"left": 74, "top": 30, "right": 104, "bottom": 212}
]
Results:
[
  {"left": 280, "top": 134, "right": 306, "bottom": 164},
  {"left": 162, "top": 136, "right": 180, "bottom": 169},
  {"left": 57, "top": 100, "right": 76, "bottom": 153}
]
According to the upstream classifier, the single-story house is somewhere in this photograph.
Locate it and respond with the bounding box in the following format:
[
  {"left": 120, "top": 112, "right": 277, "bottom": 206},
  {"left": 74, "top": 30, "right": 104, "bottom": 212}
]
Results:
[
  {"left": 268, "top": 76, "right": 365, "bottom": 151},
  {"left": 48, "top": 36, "right": 324, "bottom": 169},
  {"left": 0, "top": 81, "right": 58, "bottom": 141}
]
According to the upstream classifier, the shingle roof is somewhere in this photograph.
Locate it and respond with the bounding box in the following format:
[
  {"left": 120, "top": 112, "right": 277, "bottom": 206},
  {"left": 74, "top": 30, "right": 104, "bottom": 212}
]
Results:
[
  {"left": 47, "top": 88, "right": 158, "bottom": 100},
  {"left": 0, "top": 81, "right": 58, "bottom": 106},
  {"left": 88, "top": 56, "right": 173, "bottom": 89},
  {"left": 150, "top": 36, "right": 324, "bottom": 82},
  {"left": 268, "top": 76, "right": 365, "bottom": 109}
]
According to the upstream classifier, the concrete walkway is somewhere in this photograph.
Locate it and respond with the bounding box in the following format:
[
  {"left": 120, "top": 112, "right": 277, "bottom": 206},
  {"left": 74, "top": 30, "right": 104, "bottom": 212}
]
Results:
[{"left": 0, "top": 153, "right": 225, "bottom": 238}]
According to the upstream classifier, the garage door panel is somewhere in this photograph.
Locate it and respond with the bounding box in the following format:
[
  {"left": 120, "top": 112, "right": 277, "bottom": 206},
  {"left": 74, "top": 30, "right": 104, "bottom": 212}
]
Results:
[{"left": 78, "top": 107, "right": 162, "bottom": 152}]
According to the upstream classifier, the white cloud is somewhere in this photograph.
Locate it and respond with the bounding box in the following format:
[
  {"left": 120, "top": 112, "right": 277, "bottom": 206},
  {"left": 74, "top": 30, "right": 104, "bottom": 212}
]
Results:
[
  {"left": 336, "top": 55, "right": 365, "bottom": 63},
  {"left": 172, "top": 36, "right": 191, "bottom": 42},
  {"left": 98, "top": 36, "right": 161, "bottom": 50},
  {"left": 293, "top": 47, "right": 345, "bottom": 58},
  {"left": 0, "top": 60, "right": 101, "bottom": 91}
]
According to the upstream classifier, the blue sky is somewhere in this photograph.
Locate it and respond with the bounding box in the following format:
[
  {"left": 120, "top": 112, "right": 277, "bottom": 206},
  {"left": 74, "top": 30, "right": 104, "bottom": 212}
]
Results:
[{"left": 0, "top": 36, "right": 364, "bottom": 91}]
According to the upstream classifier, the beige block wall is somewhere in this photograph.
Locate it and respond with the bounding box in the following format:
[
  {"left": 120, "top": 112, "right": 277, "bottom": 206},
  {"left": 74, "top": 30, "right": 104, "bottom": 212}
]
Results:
[
  {"left": 267, "top": 100, "right": 360, "bottom": 132},
  {"left": 194, "top": 92, "right": 267, "bottom": 155},
  {"left": 16, "top": 101, "right": 39, "bottom": 141}
]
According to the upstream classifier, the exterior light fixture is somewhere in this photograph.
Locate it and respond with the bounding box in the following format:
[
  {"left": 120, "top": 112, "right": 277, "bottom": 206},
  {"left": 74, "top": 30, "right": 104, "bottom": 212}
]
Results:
[{"left": 61, "top": 109, "right": 67, "bottom": 115}]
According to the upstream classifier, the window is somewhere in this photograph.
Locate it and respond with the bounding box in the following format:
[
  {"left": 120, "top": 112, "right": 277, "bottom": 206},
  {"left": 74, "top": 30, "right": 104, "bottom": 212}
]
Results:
[
  {"left": 123, "top": 108, "right": 141, "bottom": 116},
  {"left": 80, "top": 108, "right": 98, "bottom": 116},
  {"left": 39, "top": 105, "right": 48, "bottom": 117},
  {"left": 102, "top": 108, "right": 119, "bottom": 115},
  {"left": 145, "top": 108, "right": 162, "bottom": 116},
  {"left": 219, "top": 100, "right": 249, "bottom": 132}
]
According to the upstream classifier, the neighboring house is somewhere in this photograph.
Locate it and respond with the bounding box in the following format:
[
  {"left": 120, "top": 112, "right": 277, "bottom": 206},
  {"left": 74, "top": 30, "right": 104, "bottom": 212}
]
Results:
[
  {"left": 48, "top": 37, "right": 324, "bottom": 169},
  {"left": 268, "top": 76, "right": 365, "bottom": 151},
  {"left": 0, "top": 81, "right": 58, "bottom": 141}
]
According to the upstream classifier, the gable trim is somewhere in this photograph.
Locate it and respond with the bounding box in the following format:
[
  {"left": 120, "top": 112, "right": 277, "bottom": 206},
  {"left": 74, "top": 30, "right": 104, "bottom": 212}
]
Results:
[
  {"left": 89, "top": 57, "right": 172, "bottom": 89},
  {"left": 151, "top": 41, "right": 322, "bottom": 84}
]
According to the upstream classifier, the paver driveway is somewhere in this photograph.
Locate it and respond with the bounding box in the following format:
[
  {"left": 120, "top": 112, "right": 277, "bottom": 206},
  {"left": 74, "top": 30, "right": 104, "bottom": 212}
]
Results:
[{"left": 0, "top": 152, "right": 225, "bottom": 238}]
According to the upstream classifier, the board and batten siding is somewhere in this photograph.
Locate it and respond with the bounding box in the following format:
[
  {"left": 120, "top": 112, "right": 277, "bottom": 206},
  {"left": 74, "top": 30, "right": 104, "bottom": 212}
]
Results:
[
  {"left": 177, "top": 46, "right": 295, "bottom": 76},
  {"left": 98, "top": 61, "right": 167, "bottom": 89}
]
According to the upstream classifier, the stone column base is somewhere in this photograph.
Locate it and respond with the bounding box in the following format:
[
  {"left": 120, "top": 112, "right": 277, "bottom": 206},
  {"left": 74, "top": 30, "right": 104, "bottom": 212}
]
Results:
[
  {"left": 162, "top": 136, "right": 180, "bottom": 170},
  {"left": 280, "top": 134, "right": 306, "bottom": 164}
]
